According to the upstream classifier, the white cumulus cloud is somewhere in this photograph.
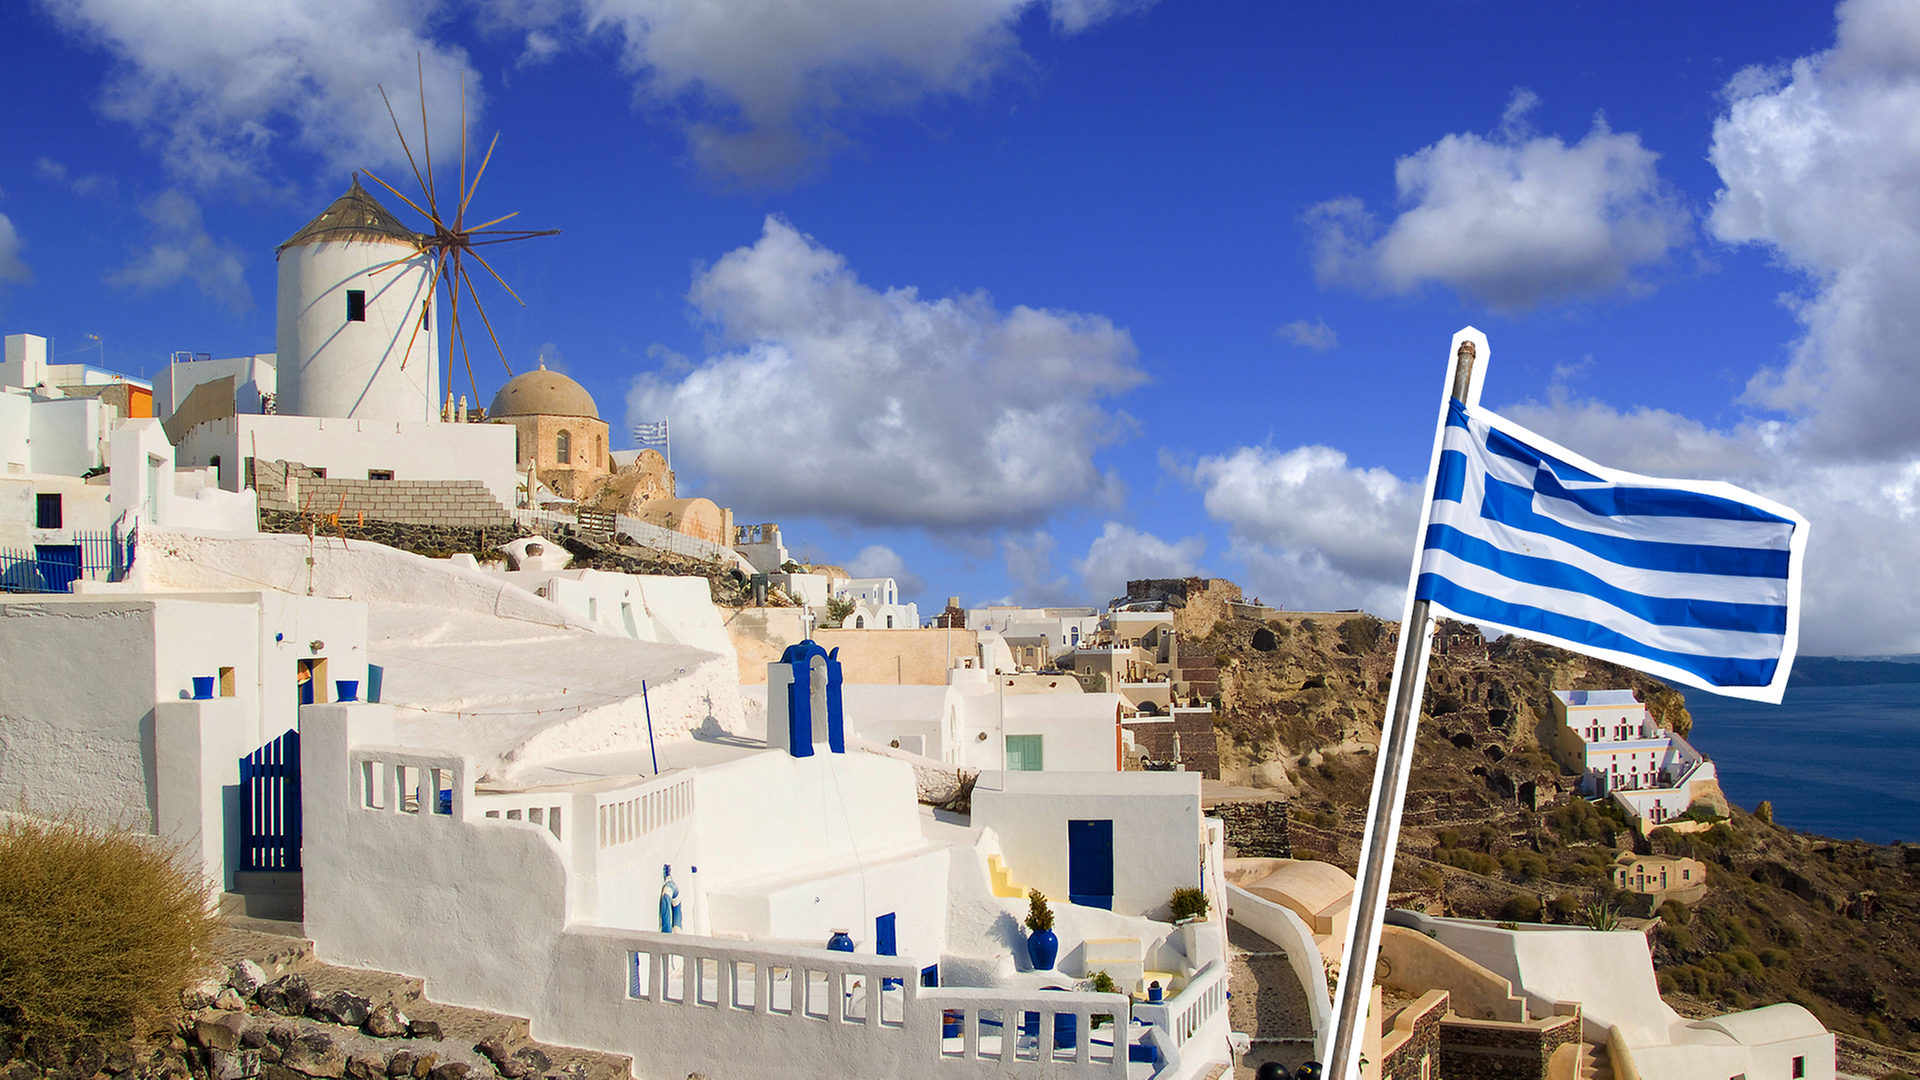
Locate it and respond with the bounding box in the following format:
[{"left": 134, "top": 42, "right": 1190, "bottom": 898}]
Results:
[
  {"left": 108, "top": 190, "right": 251, "bottom": 312},
  {"left": 490, "top": 0, "right": 1154, "bottom": 182},
  {"left": 0, "top": 214, "right": 30, "bottom": 286},
  {"left": 844, "top": 543, "right": 926, "bottom": 598},
  {"left": 1308, "top": 90, "right": 1690, "bottom": 311},
  {"left": 1191, "top": 444, "right": 1421, "bottom": 615},
  {"left": 40, "top": 0, "right": 479, "bottom": 186},
  {"left": 626, "top": 216, "right": 1143, "bottom": 530},
  {"left": 1275, "top": 318, "right": 1337, "bottom": 352},
  {"left": 1708, "top": 0, "right": 1920, "bottom": 462},
  {"left": 1070, "top": 522, "right": 1204, "bottom": 609}
]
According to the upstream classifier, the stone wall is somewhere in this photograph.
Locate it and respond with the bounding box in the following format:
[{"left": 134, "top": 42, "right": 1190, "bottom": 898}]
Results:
[
  {"left": 1208, "top": 799, "right": 1292, "bottom": 859},
  {"left": 1381, "top": 990, "right": 1448, "bottom": 1080},
  {"left": 1125, "top": 577, "right": 1244, "bottom": 638},
  {"left": 258, "top": 510, "right": 526, "bottom": 560},
  {"left": 251, "top": 459, "right": 512, "bottom": 528}
]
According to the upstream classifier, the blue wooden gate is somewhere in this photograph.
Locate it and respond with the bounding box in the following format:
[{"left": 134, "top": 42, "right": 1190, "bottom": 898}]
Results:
[{"left": 241, "top": 730, "right": 301, "bottom": 871}]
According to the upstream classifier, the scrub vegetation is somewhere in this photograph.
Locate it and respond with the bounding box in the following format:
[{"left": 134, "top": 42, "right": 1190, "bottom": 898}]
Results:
[{"left": 0, "top": 816, "right": 217, "bottom": 1040}]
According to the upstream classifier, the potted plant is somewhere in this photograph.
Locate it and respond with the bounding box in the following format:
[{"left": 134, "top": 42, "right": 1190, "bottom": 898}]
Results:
[
  {"left": 1169, "top": 886, "right": 1209, "bottom": 923},
  {"left": 1170, "top": 886, "right": 1210, "bottom": 968},
  {"left": 1025, "top": 889, "right": 1058, "bottom": 970}
]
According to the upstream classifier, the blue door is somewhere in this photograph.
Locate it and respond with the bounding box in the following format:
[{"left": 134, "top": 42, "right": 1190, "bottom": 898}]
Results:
[
  {"left": 875, "top": 912, "right": 897, "bottom": 956},
  {"left": 34, "top": 545, "right": 82, "bottom": 592},
  {"left": 1068, "top": 819, "right": 1114, "bottom": 909}
]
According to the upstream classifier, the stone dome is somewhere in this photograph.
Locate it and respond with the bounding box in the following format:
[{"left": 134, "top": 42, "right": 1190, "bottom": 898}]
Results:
[{"left": 489, "top": 363, "right": 598, "bottom": 419}]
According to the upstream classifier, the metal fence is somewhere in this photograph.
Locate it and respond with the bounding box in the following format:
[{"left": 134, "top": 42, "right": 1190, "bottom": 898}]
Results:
[{"left": 0, "top": 527, "right": 137, "bottom": 593}]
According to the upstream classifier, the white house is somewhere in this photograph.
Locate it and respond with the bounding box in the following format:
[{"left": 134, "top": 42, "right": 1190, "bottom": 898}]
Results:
[
  {"left": 1550, "top": 689, "right": 1719, "bottom": 828},
  {"left": 1385, "top": 910, "right": 1835, "bottom": 1080},
  {"left": 834, "top": 576, "right": 920, "bottom": 631},
  {"left": 750, "top": 661, "right": 1124, "bottom": 772}
]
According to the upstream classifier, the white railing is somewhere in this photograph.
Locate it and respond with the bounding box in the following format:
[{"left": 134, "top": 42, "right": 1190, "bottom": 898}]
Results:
[
  {"left": 595, "top": 772, "right": 695, "bottom": 850},
  {"left": 603, "top": 930, "right": 1132, "bottom": 1078},
  {"left": 924, "top": 986, "right": 1132, "bottom": 1077},
  {"left": 1132, "top": 960, "right": 1227, "bottom": 1050},
  {"left": 471, "top": 788, "right": 570, "bottom": 840}
]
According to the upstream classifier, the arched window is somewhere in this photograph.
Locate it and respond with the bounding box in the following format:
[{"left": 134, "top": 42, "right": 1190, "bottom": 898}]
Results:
[
  {"left": 886, "top": 615, "right": 894, "bottom": 629},
  {"left": 556, "top": 429, "right": 571, "bottom": 464},
  {"left": 854, "top": 615, "right": 865, "bottom": 628}
]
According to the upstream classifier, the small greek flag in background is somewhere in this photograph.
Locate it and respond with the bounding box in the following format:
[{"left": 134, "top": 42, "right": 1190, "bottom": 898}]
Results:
[
  {"left": 1416, "top": 398, "right": 1806, "bottom": 701},
  {"left": 633, "top": 418, "right": 668, "bottom": 446}
]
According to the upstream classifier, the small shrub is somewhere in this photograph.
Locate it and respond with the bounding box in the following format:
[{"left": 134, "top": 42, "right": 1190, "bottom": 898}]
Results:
[
  {"left": 1657, "top": 899, "right": 1691, "bottom": 925},
  {"left": 1088, "top": 970, "right": 1117, "bottom": 995},
  {"left": 1547, "top": 894, "right": 1581, "bottom": 922},
  {"left": 1338, "top": 616, "right": 1383, "bottom": 654},
  {"left": 0, "top": 817, "right": 217, "bottom": 1039},
  {"left": 1026, "top": 889, "right": 1054, "bottom": 934},
  {"left": 1499, "top": 893, "right": 1543, "bottom": 923},
  {"left": 822, "top": 597, "right": 856, "bottom": 628},
  {"left": 1169, "top": 887, "right": 1209, "bottom": 922}
]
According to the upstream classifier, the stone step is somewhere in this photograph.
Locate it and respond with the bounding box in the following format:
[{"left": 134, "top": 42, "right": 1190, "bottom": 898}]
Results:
[{"left": 212, "top": 924, "right": 628, "bottom": 1080}]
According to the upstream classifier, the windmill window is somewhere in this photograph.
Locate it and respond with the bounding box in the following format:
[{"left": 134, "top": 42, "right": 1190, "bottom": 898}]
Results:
[
  {"left": 556, "top": 430, "right": 571, "bottom": 464},
  {"left": 346, "top": 290, "right": 367, "bottom": 322}
]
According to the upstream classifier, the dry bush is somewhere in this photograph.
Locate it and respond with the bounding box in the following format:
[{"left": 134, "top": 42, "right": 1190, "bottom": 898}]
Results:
[{"left": 0, "top": 817, "right": 217, "bottom": 1039}]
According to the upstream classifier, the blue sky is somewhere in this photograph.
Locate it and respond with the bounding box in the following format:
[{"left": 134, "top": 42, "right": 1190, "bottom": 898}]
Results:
[{"left": 4, "top": 0, "right": 1917, "bottom": 655}]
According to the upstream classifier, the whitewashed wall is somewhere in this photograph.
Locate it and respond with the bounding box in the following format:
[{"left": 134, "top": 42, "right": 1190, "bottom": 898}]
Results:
[{"left": 971, "top": 771, "right": 1203, "bottom": 921}]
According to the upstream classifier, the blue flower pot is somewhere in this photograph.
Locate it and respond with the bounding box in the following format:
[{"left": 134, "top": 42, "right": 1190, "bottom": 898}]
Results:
[
  {"left": 1027, "top": 928, "right": 1058, "bottom": 970},
  {"left": 335, "top": 679, "right": 359, "bottom": 702},
  {"left": 827, "top": 930, "right": 854, "bottom": 952},
  {"left": 191, "top": 677, "right": 215, "bottom": 700}
]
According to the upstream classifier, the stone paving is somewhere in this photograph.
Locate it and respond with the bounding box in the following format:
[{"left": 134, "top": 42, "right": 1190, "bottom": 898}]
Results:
[{"left": 1225, "top": 921, "right": 1320, "bottom": 1077}]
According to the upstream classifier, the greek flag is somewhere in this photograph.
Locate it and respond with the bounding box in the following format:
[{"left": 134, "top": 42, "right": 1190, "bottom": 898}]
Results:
[
  {"left": 1416, "top": 397, "right": 1807, "bottom": 702},
  {"left": 633, "top": 418, "right": 668, "bottom": 446}
]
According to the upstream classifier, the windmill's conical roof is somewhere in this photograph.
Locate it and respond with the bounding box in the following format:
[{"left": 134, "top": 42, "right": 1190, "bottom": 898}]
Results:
[{"left": 278, "top": 175, "right": 427, "bottom": 253}]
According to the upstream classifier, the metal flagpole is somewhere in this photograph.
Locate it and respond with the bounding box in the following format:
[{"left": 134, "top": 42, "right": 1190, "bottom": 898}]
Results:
[
  {"left": 1326, "top": 333, "right": 1478, "bottom": 1080},
  {"left": 664, "top": 415, "right": 671, "bottom": 473}
]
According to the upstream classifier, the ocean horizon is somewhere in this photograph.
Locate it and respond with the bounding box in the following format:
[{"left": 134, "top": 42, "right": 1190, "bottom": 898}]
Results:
[{"left": 1681, "top": 682, "right": 1919, "bottom": 845}]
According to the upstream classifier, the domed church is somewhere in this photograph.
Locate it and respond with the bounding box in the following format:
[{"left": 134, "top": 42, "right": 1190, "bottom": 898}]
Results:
[{"left": 489, "top": 361, "right": 611, "bottom": 502}]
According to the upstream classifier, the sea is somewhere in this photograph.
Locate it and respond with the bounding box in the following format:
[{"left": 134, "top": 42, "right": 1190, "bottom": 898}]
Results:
[{"left": 1681, "top": 682, "right": 1920, "bottom": 845}]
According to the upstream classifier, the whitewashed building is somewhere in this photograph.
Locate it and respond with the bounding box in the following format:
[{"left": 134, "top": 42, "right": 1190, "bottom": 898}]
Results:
[
  {"left": 1387, "top": 911, "right": 1834, "bottom": 1080},
  {"left": 1550, "top": 689, "right": 1718, "bottom": 828}
]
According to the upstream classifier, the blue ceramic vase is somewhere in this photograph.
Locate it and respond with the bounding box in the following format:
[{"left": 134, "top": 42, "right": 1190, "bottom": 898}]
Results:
[{"left": 1027, "top": 928, "right": 1058, "bottom": 970}]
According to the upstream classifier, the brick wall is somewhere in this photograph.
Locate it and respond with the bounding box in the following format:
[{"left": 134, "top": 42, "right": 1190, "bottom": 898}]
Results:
[{"left": 1122, "top": 708, "right": 1220, "bottom": 778}]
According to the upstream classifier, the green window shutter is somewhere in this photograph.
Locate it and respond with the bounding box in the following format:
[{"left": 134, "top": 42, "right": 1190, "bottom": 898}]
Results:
[{"left": 1005, "top": 734, "right": 1044, "bottom": 771}]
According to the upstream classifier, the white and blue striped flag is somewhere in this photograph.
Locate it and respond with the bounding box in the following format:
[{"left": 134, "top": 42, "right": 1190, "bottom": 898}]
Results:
[
  {"left": 1416, "top": 393, "right": 1807, "bottom": 702},
  {"left": 633, "top": 418, "right": 668, "bottom": 446}
]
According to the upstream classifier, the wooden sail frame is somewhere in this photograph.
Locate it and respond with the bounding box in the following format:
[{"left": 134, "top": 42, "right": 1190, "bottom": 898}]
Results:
[{"left": 361, "top": 58, "right": 559, "bottom": 408}]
